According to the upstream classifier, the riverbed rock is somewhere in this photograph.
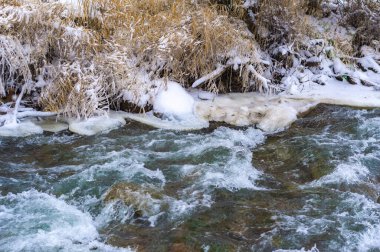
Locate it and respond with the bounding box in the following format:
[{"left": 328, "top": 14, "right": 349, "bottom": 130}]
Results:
[{"left": 103, "top": 182, "right": 163, "bottom": 217}]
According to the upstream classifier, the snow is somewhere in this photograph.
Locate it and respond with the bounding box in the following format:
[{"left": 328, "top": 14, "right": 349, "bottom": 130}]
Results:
[
  {"left": 2, "top": 76, "right": 378, "bottom": 136},
  {"left": 358, "top": 56, "right": 380, "bottom": 73},
  {"left": 59, "top": 0, "right": 81, "bottom": 12},
  {"left": 333, "top": 58, "right": 351, "bottom": 75},
  {"left": 243, "top": 0, "right": 257, "bottom": 8},
  {"left": 285, "top": 78, "right": 380, "bottom": 108},
  {"left": 197, "top": 91, "right": 216, "bottom": 101},
  {"left": 192, "top": 65, "right": 227, "bottom": 88},
  {"left": 153, "top": 82, "right": 195, "bottom": 117},
  {"left": 189, "top": 89, "right": 216, "bottom": 101},
  {"left": 282, "top": 76, "right": 300, "bottom": 95},
  {"left": 68, "top": 115, "right": 126, "bottom": 136}
]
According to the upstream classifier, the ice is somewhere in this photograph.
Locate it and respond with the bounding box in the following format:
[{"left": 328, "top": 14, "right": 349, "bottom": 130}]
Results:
[
  {"left": 286, "top": 78, "right": 380, "bottom": 108},
  {"left": 33, "top": 119, "right": 69, "bottom": 133},
  {"left": 68, "top": 114, "right": 126, "bottom": 136},
  {"left": 189, "top": 89, "right": 216, "bottom": 101},
  {"left": 116, "top": 111, "right": 209, "bottom": 131},
  {"left": 257, "top": 104, "right": 298, "bottom": 132},
  {"left": 0, "top": 121, "right": 43, "bottom": 137},
  {"left": 195, "top": 75, "right": 380, "bottom": 133},
  {"left": 195, "top": 92, "right": 316, "bottom": 132},
  {"left": 115, "top": 82, "right": 210, "bottom": 131}
]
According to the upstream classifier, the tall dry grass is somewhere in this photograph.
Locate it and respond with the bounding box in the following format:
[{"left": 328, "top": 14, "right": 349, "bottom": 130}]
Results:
[
  {"left": 253, "top": 0, "right": 310, "bottom": 48},
  {"left": 79, "top": 0, "right": 259, "bottom": 86},
  {"left": 1, "top": 0, "right": 268, "bottom": 117},
  {"left": 3, "top": 0, "right": 376, "bottom": 118}
]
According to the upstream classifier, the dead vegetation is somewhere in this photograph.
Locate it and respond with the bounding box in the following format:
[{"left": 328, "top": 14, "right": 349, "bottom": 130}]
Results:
[
  {"left": 0, "top": 0, "right": 271, "bottom": 118},
  {"left": 0, "top": 0, "right": 379, "bottom": 120}
]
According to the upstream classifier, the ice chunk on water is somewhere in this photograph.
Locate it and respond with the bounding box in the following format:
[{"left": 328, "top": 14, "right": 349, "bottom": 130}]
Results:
[
  {"left": 257, "top": 105, "right": 298, "bottom": 132},
  {"left": 0, "top": 121, "right": 43, "bottom": 137},
  {"left": 114, "top": 111, "right": 209, "bottom": 131},
  {"left": 68, "top": 114, "right": 126, "bottom": 136}
]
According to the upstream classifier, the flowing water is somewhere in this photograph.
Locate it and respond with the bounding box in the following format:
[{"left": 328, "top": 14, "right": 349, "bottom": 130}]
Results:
[{"left": 1, "top": 105, "right": 380, "bottom": 252}]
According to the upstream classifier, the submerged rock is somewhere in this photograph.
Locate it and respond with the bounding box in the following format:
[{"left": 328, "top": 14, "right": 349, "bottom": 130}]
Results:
[{"left": 103, "top": 182, "right": 163, "bottom": 217}]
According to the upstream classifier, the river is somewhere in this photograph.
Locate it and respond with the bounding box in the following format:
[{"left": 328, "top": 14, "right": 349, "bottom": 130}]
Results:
[{"left": 1, "top": 105, "right": 379, "bottom": 251}]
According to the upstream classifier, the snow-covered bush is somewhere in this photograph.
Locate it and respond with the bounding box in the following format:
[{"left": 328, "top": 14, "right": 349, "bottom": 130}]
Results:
[
  {"left": 0, "top": 0, "right": 379, "bottom": 122},
  {"left": 0, "top": 0, "right": 270, "bottom": 118}
]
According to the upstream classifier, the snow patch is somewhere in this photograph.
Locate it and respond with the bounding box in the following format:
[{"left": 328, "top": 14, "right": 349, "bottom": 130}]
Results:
[
  {"left": 285, "top": 78, "right": 380, "bottom": 108},
  {"left": 154, "top": 82, "right": 195, "bottom": 117}
]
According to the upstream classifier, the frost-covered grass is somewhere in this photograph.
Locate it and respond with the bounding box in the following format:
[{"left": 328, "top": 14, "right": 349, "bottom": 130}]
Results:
[
  {"left": 0, "top": 0, "right": 268, "bottom": 120},
  {"left": 0, "top": 0, "right": 379, "bottom": 134}
]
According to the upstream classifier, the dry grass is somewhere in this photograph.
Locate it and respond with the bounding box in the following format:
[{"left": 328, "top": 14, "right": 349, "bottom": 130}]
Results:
[
  {"left": 253, "top": 0, "right": 307, "bottom": 48},
  {"left": 80, "top": 0, "right": 258, "bottom": 85},
  {"left": 343, "top": 0, "right": 380, "bottom": 48},
  {"left": 3, "top": 0, "right": 377, "bottom": 118},
  {"left": 0, "top": 0, "right": 266, "bottom": 117}
]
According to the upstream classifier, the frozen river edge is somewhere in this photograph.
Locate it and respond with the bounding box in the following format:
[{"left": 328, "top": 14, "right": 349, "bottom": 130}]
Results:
[{"left": 1, "top": 80, "right": 380, "bottom": 137}]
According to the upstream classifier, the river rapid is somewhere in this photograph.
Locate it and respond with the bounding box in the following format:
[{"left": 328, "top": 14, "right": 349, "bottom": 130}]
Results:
[{"left": 1, "top": 105, "right": 380, "bottom": 252}]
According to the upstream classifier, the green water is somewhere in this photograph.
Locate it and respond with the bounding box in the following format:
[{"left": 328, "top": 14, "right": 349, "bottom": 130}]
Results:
[{"left": 1, "top": 105, "right": 380, "bottom": 252}]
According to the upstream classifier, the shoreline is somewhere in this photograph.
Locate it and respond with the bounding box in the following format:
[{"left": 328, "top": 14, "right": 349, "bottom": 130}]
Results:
[{"left": 1, "top": 79, "right": 379, "bottom": 137}]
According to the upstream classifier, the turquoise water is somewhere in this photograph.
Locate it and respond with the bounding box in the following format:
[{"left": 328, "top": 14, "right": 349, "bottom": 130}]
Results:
[{"left": 0, "top": 105, "right": 380, "bottom": 251}]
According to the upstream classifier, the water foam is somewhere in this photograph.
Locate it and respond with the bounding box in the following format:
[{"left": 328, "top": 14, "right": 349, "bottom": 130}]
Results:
[
  {"left": 84, "top": 126, "right": 265, "bottom": 228},
  {"left": 271, "top": 191, "right": 380, "bottom": 252},
  {"left": 179, "top": 127, "right": 266, "bottom": 191},
  {"left": 0, "top": 190, "right": 132, "bottom": 252},
  {"left": 1, "top": 124, "right": 267, "bottom": 247},
  {"left": 357, "top": 224, "right": 380, "bottom": 251},
  {"left": 307, "top": 162, "right": 370, "bottom": 187}
]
